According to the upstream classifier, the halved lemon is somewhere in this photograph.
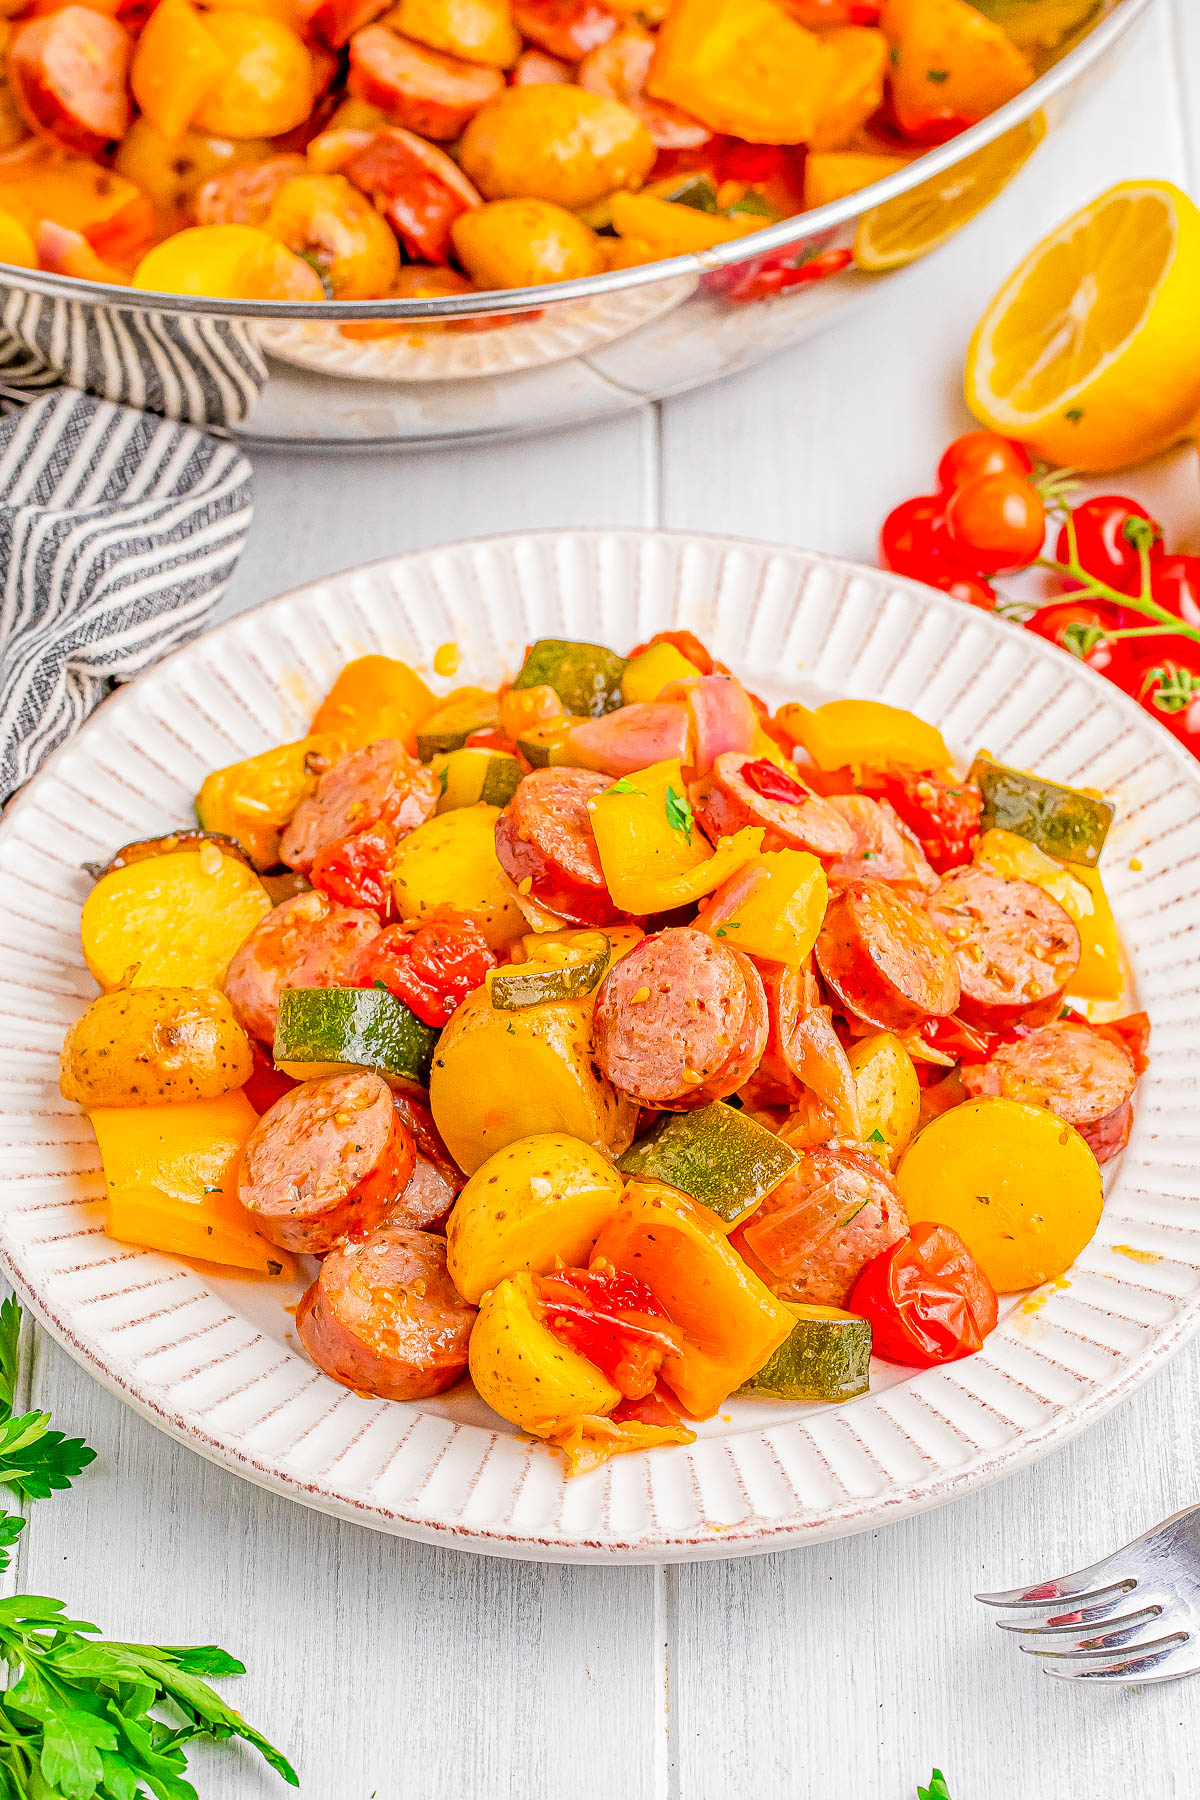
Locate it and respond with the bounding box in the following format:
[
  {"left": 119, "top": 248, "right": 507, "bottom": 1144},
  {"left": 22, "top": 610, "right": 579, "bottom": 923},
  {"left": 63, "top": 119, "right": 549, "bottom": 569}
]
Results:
[
  {"left": 854, "top": 113, "right": 1045, "bottom": 272},
  {"left": 965, "top": 180, "right": 1200, "bottom": 471}
]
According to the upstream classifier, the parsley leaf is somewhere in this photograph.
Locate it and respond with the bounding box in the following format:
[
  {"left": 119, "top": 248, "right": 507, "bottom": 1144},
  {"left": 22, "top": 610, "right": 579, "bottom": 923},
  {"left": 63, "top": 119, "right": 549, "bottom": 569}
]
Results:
[
  {"left": 665, "top": 785, "right": 693, "bottom": 842},
  {"left": 0, "top": 1562, "right": 298, "bottom": 1792},
  {"left": 867, "top": 1127, "right": 887, "bottom": 1147},
  {"left": 606, "top": 778, "right": 644, "bottom": 796},
  {"left": 918, "top": 1772, "right": 952, "bottom": 1800},
  {"left": 0, "top": 1299, "right": 94, "bottom": 1502}
]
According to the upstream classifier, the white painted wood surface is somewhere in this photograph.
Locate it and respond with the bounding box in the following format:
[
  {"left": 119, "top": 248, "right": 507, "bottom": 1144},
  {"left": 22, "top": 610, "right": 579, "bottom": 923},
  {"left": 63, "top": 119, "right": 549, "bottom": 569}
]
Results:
[{"left": 11, "top": 6, "right": 1200, "bottom": 1795}]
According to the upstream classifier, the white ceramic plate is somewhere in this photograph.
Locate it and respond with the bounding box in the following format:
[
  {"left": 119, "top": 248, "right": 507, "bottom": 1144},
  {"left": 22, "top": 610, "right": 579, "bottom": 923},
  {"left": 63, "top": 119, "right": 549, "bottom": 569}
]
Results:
[{"left": 1, "top": 528, "right": 1198, "bottom": 1564}]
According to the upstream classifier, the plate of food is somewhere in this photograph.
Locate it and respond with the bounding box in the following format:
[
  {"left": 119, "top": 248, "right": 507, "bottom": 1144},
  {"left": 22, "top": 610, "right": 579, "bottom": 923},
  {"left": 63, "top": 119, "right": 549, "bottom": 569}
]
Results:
[{"left": 0, "top": 527, "right": 1194, "bottom": 1562}]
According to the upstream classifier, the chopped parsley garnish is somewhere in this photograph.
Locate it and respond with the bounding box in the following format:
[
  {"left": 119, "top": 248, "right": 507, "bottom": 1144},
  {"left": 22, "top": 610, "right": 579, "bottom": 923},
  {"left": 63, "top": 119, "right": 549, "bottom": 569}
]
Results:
[{"left": 665, "top": 785, "right": 694, "bottom": 843}]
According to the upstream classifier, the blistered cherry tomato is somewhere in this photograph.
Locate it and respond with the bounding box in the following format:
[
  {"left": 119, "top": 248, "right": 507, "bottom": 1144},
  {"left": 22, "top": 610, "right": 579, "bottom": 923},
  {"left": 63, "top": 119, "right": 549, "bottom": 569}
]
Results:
[
  {"left": 848, "top": 1222, "right": 998, "bottom": 1367},
  {"left": 929, "top": 570, "right": 997, "bottom": 611},
  {"left": 936, "top": 430, "right": 1032, "bottom": 493},
  {"left": 242, "top": 1039, "right": 299, "bottom": 1115},
  {"left": 944, "top": 472, "right": 1046, "bottom": 575},
  {"left": 1151, "top": 555, "right": 1200, "bottom": 630},
  {"left": 535, "top": 1266, "right": 683, "bottom": 1400},
  {"left": 879, "top": 494, "right": 965, "bottom": 582},
  {"left": 309, "top": 821, "right": 395, "bottom": 918},
  {"left": 1023, "top": 601, "right": 1135, "bottom": 688},
  {"left": 860, "top": 768, "right": 981, "bottom": 873},
  {"left": 1055, "top": 495, "right": 1164, "bottom": 597},
  {"left": 1136, "top": 659, "right": 1200, "bottom": 751},
  {"left": 350, "top": 912, "right": 495, "bottom": 1026}
]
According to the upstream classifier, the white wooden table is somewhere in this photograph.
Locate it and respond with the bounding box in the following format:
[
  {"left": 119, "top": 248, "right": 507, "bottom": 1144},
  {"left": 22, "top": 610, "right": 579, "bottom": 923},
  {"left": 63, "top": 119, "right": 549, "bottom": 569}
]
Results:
[{"left": 12, "top": 7, "right": 1200, "bottom": 1795}]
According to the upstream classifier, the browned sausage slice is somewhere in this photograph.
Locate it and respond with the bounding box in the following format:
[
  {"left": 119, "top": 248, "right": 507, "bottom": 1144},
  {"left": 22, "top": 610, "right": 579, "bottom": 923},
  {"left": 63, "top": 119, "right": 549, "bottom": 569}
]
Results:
[
  {"left": 730, "top": 1144, "right": 908, "bottom": 1308},
  {"left": 494, "top": 767, "right": 619, "bottom": 926},
  {"left": 238, "top": 1070, "right": 416, "bottom": 1254},
  {"left": 297, "top": 1225, "right": 474, "bottom": 1399},
  {"left": 194, "top": 155, "right": 308, "bottom": 227},
  {"left": 280, "top": 738, "right": 438, "bottom": 872},
  {"left": 823, "top": 794, "right": 937, "bottom": 891},
  {"left": 592, "top": 926, "right": 768, "bottom": 1109},
  {"left": 926, "top": 867, "right": 1081, "bottom": 1032},
  {"left": 348, "top": 25, "right": 504, "bottom": 139},
  {"left": 961, "top": 1020, "right": 1136, "bottom": 1164},
  {"left": 386, "top": 1092, "right": 462, "bottom": 1227},
  {"left": 690, "top": 753, "right": 856, "bottom": 859},
  {"left": 223, "top": 890, "right": 380, "bottom": 1043},
  {"left": 815, "top": 878, "right": 960, "bottom": 1032},
  {"left": 512, "top": 0, "right": 616, "bottom": 59},
  {"left": 8, "top": 8, "right": 131, "bottom": 157}
]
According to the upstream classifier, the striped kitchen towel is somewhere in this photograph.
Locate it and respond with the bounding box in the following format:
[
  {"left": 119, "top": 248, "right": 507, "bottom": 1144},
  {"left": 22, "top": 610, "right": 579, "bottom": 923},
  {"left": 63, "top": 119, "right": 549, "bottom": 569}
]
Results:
[{"left": 0, "top": 386, "right": 254, "bottom": 805}]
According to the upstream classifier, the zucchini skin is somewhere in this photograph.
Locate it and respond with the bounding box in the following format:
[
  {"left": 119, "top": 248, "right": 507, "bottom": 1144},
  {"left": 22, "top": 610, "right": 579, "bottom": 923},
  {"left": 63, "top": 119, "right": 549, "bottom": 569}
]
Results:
[
  {"left": 489, "top": 938, "right": 611, "bottom": 1009},
  {"left": 274, "top": 987, "right": 440, "bottom": 1090},
  {"left": 739, "top": 1305, "right": 872, "bottom": 1403},
  {"left": 619, "top": 1101, "right": 800, "bottom": 1228},
  {"left": 512, "top": 639, "right": 626, "bottom": 719},
  {"left": 969, "top": 755, "right": 1113, "bottom": 869}
]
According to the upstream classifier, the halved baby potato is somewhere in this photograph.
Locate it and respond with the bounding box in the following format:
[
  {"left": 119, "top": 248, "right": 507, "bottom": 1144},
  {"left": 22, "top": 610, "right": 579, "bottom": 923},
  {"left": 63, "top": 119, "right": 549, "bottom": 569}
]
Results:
[{"left": 80, "top": 845, "right": 271, "bottom": 990}]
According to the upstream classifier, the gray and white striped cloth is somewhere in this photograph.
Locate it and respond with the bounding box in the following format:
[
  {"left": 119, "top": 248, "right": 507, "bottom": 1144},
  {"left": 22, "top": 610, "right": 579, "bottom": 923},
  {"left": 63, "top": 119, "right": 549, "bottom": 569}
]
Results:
[{"left": 0, "top": 386, "right": 253, "bottom": 803}]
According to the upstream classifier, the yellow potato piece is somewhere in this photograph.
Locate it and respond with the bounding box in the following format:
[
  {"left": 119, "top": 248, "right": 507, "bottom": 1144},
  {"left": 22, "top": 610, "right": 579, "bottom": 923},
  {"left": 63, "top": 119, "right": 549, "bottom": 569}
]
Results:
[
  {"left": 391, "top": 803, "right": 525, "bottom": 952},
  {"left": 845, "top": 1030, "right": 920, "bottom": 1168},
  {"left": 429, "top": 986, "right": 638, "bottom": 1175},
  {"left": 896, "top": 1097, "right": 1104, "bottom": 1293},
  {"left": 447, "top": 1131, "right": 624, "bottom": 1302},
  {"left": 60, "top": 986, "right": 252, "bottom": 1107},
  {"left": 469, "top": 1273, "right": 620, "bottom": 1436},
  {"left": 80, "top": 849, "right": 271, "bottom": 991},
  {"left": 452, "top": 198, "right": 603, "bottom": 288}
]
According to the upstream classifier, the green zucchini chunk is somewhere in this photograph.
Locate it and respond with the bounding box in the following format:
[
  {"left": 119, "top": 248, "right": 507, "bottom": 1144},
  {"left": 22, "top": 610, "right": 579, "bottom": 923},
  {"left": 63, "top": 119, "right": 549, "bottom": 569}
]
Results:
[
  {"left": 511, "top": 639, "right": 626, "bottom": 718},
  {"left": 619, "top": 1101, "right": 799, "bottom": 1227},
  {"left": 515, "top": 723, "right": 571, "bottom": 768},
  {"left": 274, "top": 987, "right": 440, "bottom": 1091},
  {"left": 969, "top": 754, "right": 1113, "bottom": 868},
  {"left": 489, "top": 935, "right": 612, "bottom": 1009},
  {"left": 739, "top": 1304, "right": 872, "bottom": 1403},
  {"left": 416, "top": 690, "right": 500, "bottom": 760}
]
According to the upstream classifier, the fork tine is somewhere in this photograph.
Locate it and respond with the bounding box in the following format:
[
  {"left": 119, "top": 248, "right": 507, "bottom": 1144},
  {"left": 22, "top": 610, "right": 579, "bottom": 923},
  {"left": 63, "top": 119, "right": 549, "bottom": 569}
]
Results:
[
  {"left": 1041, "top": 1635, "right": 1194, "bottom": 1683},
  {"left": 1001, "top": 1603, "right": 1163, "bottom": 1644},
  {"left": 975, "top": 1574, "right": 1135, "bottom": 1610},
  {"left": 1018, "top": 1618, "right": 1175, "bottom": 1658}
]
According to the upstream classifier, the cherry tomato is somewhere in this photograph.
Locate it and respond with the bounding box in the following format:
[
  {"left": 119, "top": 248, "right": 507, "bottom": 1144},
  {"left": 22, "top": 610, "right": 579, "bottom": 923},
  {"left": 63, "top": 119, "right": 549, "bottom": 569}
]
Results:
[
  {"left": 848, "top": 1222, "right": 998, "bottom": 1367},
  {"left": 242, "top": 1039, "right": 298, "bottom": 1114},
  {"left": 741, "top": 757, "right": 809, "bottom": 806},
  {"left": 627, "top": 628, "right": 718, "bottom": 674},
  {"left": 936, "top": 430, "right": 1032, "bottom": 493},
  {"left": 309, "top": 821, "right": 395, "bottom": 919},
  {"left": 609, "top": 1385, "right": 689, "bottom": 1428},
  {"left": 1023, "top": 601, "right": 1135, "bottom": 687},
  {"left": 1136, "top": 658, "right": 1200, "bottom": 752},
  {"left": 715, "top": 245, "right": 852, "bottom": 305},
  {"left": 944, "top": 472, "right": 1046, "bottom": 575},
  {"left": 536, "top": 1267, "right": 683, "bottom": 1400},
  {"left": 1094, "top": 1010, "right": 1151, "bottom": 1076},
  {"left": 1150, "top": 555, "right": 1200, "bottom": 630},
  {"left": 879, "top": 494, "right": 967, "bottom": 582},
  {"left": 929, "top": 570, "right": 997, "bottom": 611},
  {"left": 1055, "top": 495, "right": 1164, "bottom": 596},
  {"left": 860, "top": 768, "right": 982, "bottom": 873},
  {"left": 350, "top": 911, "right": 495, "bottom": 1026}
]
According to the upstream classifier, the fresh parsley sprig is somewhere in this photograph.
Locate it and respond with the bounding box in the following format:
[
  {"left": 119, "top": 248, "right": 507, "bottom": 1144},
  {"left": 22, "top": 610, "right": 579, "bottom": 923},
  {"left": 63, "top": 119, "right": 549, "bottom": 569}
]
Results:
[
  {"left": 0, "top": 1299, "right": 94, "bottom": 1503},
  {"left": 918, "top": 1770, "right": 952, "bottom": 1800}
]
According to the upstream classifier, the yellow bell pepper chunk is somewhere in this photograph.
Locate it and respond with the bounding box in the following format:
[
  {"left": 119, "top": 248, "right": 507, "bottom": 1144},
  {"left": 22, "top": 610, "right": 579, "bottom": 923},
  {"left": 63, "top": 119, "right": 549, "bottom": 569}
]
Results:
[
  {"left": 195, "top": 734, "right": 344, "bottom": 870},
  {"left": 880, "top": 0, "right": 1034, "bottom": 137},
  {"left": 592, "top": 1180, "right": 794, "bottom": 1417},
  {"left": 805, "top": 151, "right": 912, "bottom": 210},
  {"left": 699, "top": 849, "right": 827, "bottom": 965},
  {"left": 973, "top": 828, "right": 1122, "bottom": 1002},
  {"left": 646, "top": 0, "right": 838, "bottom": 145},
  {"left": 310, "top": 654, "right": 436, "bottom": 753},
  {"left": 587, "top": 757, "right": 762, "bottom": 915},
  {"left": 775, "top": 698, "right": 952, "bottom": 772},
  {"left": 90, "top": 1091, "right": 294, "bottom": 1276},
  {"left": 620, "top": 640, "right": 703, "bottom": 703},
  {"left": 468, "top": 1272, "right": 620, "bottom": 1437},
  {"left": 610, "top": 191, "right": 762, "bottom": 256},
  {"left": 810, "top": 25, "right": 889, "bottom": 151},
  {"left": 131, "top": 0, "right": 229, "bottom": 141}
]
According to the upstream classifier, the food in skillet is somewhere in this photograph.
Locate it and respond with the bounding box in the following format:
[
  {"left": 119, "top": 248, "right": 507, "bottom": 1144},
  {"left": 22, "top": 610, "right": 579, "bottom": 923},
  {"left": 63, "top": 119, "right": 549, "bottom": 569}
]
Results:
[
  {"left": 63, "top": 631, "right": 1147, "bottom": 1472},
  {"left": 0, "top": 0, "right": 1066, "bottom": 305}
]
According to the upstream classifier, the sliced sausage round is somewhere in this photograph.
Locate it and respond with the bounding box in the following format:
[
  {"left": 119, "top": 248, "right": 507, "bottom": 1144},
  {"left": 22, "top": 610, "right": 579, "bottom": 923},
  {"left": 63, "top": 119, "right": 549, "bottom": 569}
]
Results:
[
  {"left": 926, "top": 867, "right": 1081, "bottom": 1032},
  {"left": 194, "top": 155, "right": 308, "bottom": 227},
  {"left": 238, "top": 1070, "right": 416, "bottom": 1254},
  {"left": 348, "top": 25, "right": 504, "bottom": 139},
  {"left": 494, "top": 767, "right": 619, "bottom": 926},
  {"left": 730, "top": 1144, "right": 909, "bottom": 1308},
  {"left": 9, "top": 8, "right": 131, "bottom": 157},
  {"left": 512, "top": 0, "right": 616, "bottom": 59},
  {"left": 815, "top": 878, "right": 960, "bottom": 1032},
  {"left": 296, "top": 1226, "right": 474, "bottom": 1400},
  {"left": 280, "top": 738, "right": 438, "bottom": 872},
  {"left": 961, "top": 1020, "right": 1136, "bottom": 1164},
  {"left": 823, "top": 795, "right": 937, "bottom": 892},
  {"left": 690, "top": 753, "right": 856, "bottom": 859},
  {"left": 223, "top": 889, "right": 380, "bottom": 1044},
  {"left": 386, "top": 1092, "right": 462, "bottom": 1228},
  {"left": 592, "top": 926, "right": 768, "bottom": 1109}
]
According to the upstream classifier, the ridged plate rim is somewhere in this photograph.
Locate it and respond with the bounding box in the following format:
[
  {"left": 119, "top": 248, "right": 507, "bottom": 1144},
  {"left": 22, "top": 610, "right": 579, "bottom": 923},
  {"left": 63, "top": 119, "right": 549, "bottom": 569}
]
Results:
[{"left": 1, "top": 526, "right": 1198, "bottom": 1563}]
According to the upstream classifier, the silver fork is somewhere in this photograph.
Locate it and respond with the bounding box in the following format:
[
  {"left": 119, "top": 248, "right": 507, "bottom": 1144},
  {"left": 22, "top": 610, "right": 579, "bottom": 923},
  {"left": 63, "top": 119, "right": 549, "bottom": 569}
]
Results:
[{"left": 976, "top": 1501, "right": 1200, "bottom": 1685}]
